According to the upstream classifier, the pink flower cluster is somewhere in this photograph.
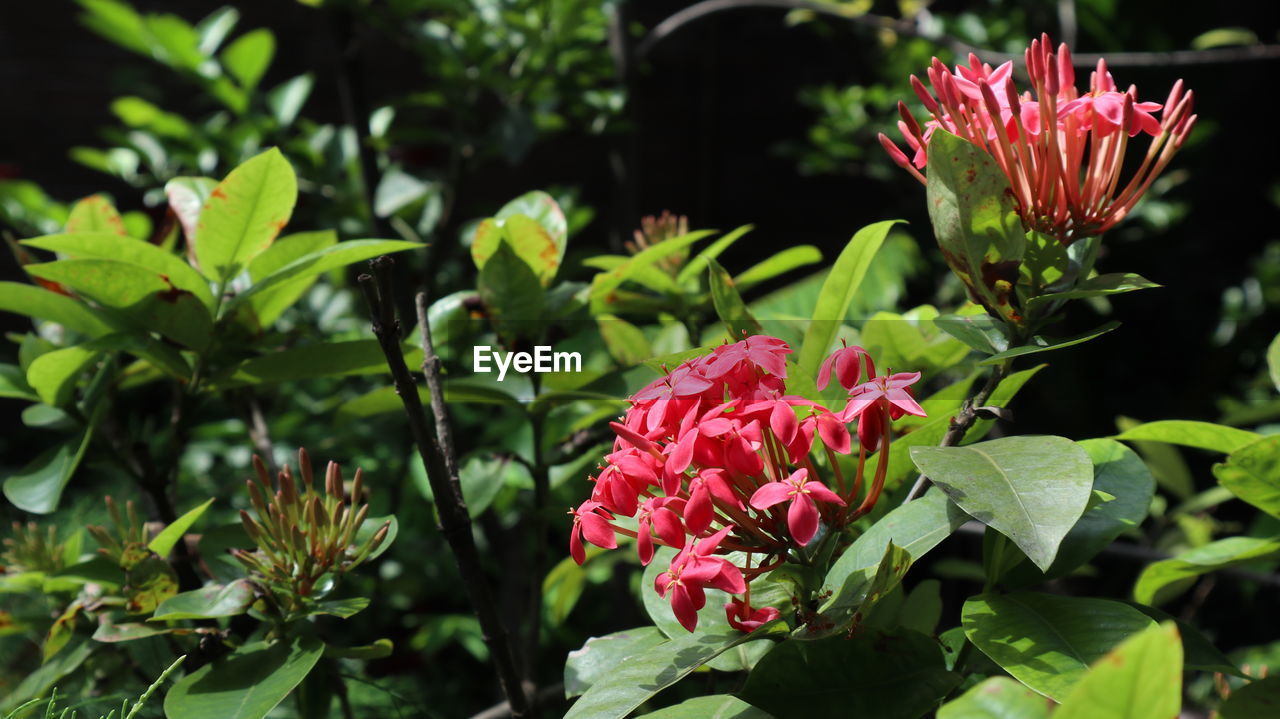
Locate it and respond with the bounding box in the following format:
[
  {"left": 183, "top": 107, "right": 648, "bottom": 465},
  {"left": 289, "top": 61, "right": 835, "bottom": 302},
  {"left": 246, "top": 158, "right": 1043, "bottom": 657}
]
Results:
[
  {"left": 569, "top": 336, "right": 924, "bottom": 632},
  {"left": 880, "top": 35, "right": 1196, "bottom": 244}
]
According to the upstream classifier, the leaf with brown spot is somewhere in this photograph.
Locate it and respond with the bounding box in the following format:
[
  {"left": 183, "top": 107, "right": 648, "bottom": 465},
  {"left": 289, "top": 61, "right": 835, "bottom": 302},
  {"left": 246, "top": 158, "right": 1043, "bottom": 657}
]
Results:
[
  {"left": 65, "top": 194, "right": 127, "bottom": 236},
  {"left": 193, "top": 148, "right": 297, "bottom": 285}
]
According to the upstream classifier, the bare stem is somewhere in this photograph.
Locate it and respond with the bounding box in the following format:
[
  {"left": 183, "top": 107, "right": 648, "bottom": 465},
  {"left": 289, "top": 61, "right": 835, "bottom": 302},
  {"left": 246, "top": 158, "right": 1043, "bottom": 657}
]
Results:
[{"left": 359, "top": 257, "right": 530, "bottom": 718}]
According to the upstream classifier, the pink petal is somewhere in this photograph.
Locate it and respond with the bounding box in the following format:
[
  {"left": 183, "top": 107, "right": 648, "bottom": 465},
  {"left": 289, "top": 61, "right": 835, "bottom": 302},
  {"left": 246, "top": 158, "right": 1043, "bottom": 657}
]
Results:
[
  {"left": 788, "top": 494, "right": 820, "bottom": 546},
  {"left": 637, "top": 524, "right": 654, "bottom": 565},
  {"left": 749, "top": 481, "right": 793, "bottom": 510},
  {"left": 770, "top": 402, "right": 798, "bottom": 445},
  {"left": 805, "top": 481, "right": 846, "bottom": 506},
  {"left": 652, "top": 509, "right": 686, "bottom": 547},
  {"left": 684, "top": 484, "right": 714, "bottom": 534},
  {"left": 580, "top": 514, "right": 618, "bottom": 549},
  {"left": 816, "top": 415, "right": 852, "bottom": 455},
  {"left": 570, "top": 527, "right": 586, "bottom": 564},
  {"left": 695, "top": 525, "right": 734, "bottom": 556}
]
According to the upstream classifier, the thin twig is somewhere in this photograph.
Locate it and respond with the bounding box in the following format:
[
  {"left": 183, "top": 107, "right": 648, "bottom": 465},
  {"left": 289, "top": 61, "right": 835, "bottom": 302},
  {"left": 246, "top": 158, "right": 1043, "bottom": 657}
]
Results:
[
  {"left": 637, "top": 0, "right": 1280, "bottom": 68},
  {"left": 903, "top": 360, "right": 1012, "bottom": 503},
  {"left": 359, "top": 257, "right": 530, "bottom": 719}
]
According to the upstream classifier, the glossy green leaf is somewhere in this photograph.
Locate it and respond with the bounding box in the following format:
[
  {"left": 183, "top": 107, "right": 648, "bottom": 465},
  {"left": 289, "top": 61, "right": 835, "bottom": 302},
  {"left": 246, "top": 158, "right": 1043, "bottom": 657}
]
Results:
[
  {"left": 24, "top": 232, "right": 215, "bottom": 311},
  {"left": 597, "top": 315, "right": 653, "bottom": 366},
  {"left": 861, "top": 307, "right": 970, "bottom": 375},
  {"left": 3, "top": 425, "right": 93, "bottom": 514},
  {"left": 563, "top": 627, "right": 777, "bottom": 719},
  {"left": 1054, "top": 622, "right": 1181, "bottom": 719},
  {"left": 244, "top": 230, "right": 338, "bottom": 326},
  {"left": 221, "top": 28, "right": 274, "bottom": 90},
  {"left": 77, "top": 0, "right": 150, "bottom": 54},
  {"left": 267, "top": 74, "right": 314, "bottom": 126},
  {"left": 92, "top": 619, "right": 184, "bottom": 643},
  {"left": 64, "top": 194, "right": 127, "bottom": 235},
  {"left": 911, "top": 436, "right": 1093, "bottom": 571},
  {"left": 735, "top": 245, "right": 822, "bottom": 291},
  {"left": 638, "top": 696, "right": 772, "bottom": 718},
  {"left": 819, "top": 489, "right": 967, "bottom": 628},
  {"left": 25, "top": 259, "right": 213, "bottom": 350},
  {"left": 676, "top": 225, "right": 753, "bottom": 285},
  {"left": 1114, "top": 420, "right": 1259, "bottom": 454},
  {"left": 335, "top": 385, "right": 429, "bottom": 424},
  {"left": 496, "top": 190, "right": 567, "bottom": 247},
  {"left": 1215, "top": 436, "right": 1280, "bottom": 518},
  {"left": 1123, "top": 602, "right": 1241, "bottom": 675},
  {"left": 805, "top": 542, "right": 912, "bottom": 640},
  {"left": 742, "top": 628, "right": 958, "bottom": 718},
  {"left": 230, "top": 239, "right": 422, "bottom": 311},
  {"left": 0, "top": 281, "right": 117, "bottom": 337},
  {"left": 797, "top": 220, "right": 900, "bottom": 376},
  {"left": 217, "top": 340, "right": 421, "bottom": 387},
  {"left": 926, "top": 130, "right": 1024, "bottom": 322},
  {"left": 978, "top": 321, "right": 1120, "bottom": 365},
  {"left": 1043, "top": 439, "right": 1154, "bottom": 578},
  {"left": 44, "top": 599, "right": 84, "bottom": 662},
  {"left": 312, "top": 597, "right": 370, "bottom": 619},
  {"left": 1219, "top": 675, "right": 1280, "bottom": 718},
  {"left": 0, "top": 363, "right": 37, "bottom": 401},
  {"left": 1268, "top": 333, "right": 1280, "bottom": 392},
  {"left": 195, "top": 148, "right": 297, "bottom": 284},
  {"left": 1026, "top": 273, "right": 1161, "bottom": 312},
  {"left": 124, "top": 556, "right": 179, "bottom": 613},
  {"left": 707, "top": 257, "right": 762, "bottom": 338},
  {"left": 938, "top": 676, "right": 1052, "bottom": 719},
  {"left": 151, "top": 579, "right": 254, "bottom": 621},
  {"left": 195, "top": 7, "right": 239, "bottom": 54},
  {"left": 164, "top": 636, "right": 324, "bottom": 719},
  {"left": 144, "top": 14, "right": 203, "bottom": 71},
  {"left": 415, "top": 452, "right": 526, "bottom": 519},
  {"left": 589, "top": 231, "right": 714, "bottom": 310},
  {"left": 583, "top": 255, "right": 681, "bottom": 295},
  {"left": 26, "top": 342, "right": 102, "bottom": 407},
  {"left": 1133, "top": 536, "right": 1280, "bottom": 606},
  {"left": 477, "top": 241, "right": 546, "bottom": 338},
  {"left": 149, "top": 498, "right": 215, "bottom": 558},
  {"left": 964, "top": 592, "right": 1157, "bottom": 701},
  {"left": 564, "top": 627, "right": 666, "bottom": 698},
  {"left": 934, "top": 312, "right": 1010, "bottom": 355}
]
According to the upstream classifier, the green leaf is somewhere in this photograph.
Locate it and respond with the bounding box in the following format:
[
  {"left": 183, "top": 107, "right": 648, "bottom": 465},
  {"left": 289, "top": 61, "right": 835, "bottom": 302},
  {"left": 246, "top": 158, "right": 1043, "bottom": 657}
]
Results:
[
  {"left": 76, "top": 0, "right": 149, "bottom": 54},
  {"left": 3, "top": 425, "right": 93, "bottom": 514},
  {"left": 335, "top": 385, "right": 429, "bottom": 424},
  {"left": 1268, "top": 333, "right": 1280, "bottom": 393},
  {"left": 1042, "top": 439, "right": 1154, "bottom": 578},
  {"left": 267, "top": 74, "right": 314, "bottom": 126},
  {"left": 415, "top": 453, "right": 527, "bottom": 519},
  {"left": 65, "top": 194, "right": 128, "bottom": 235},
  {"left": 311, "top": 597, "right": 370, "bottom": 618},
  {"left": 589, "top": 230, "right": 715, "bottom": 311},
  {"left": 196, "top": 7, "right": 239, "bottom": 54},
  {"left": 638, "top": 696, "right": 772, "bottom": 718},
  {"left": 978, "top": 321, "right": 1120, "bottom": 365},
  {"left": 735, "top": 245, "right": 822, "bottom": 291},
  {"left": 564, "top": 627, "right": 666, "bottom": 698},
  {"left": 165, "top": 176, "right": 218, "bottom": 245},
  {"left": 0, "top": 281, "right": 117, "bottom": 337},
  {"left": 797, "top": 220, "right": 900, "bottom": 376},
  {"left": 1114, "top": 420, "right": 1260, "bottom": 454},
  {"left": 354, "top": 514, "right": 397, "bottom": 562},
  {"left": 244, "top": 230, "right": 339, "bottom": 326},
  {"left": 478, "top": 241, "right": 545, "bottom": 337},
  {"left": 0, "top": 363, "right": 37, "bottom": 401},
  {"left": 938, "top": 676, "right": 1052, "bottom": 719},
  {"left": 26, "top": 342, "right": 103, "bottom": 407},
  {"left": 934, "top": 313, "right": 1010, "bottom": 355},
  {"left": 26, "top": 259, "right": 213, "bottom": 350},
  {"left": 195, "top": 148, "right": 297, "bottom": 285},
  {"left": 149, "top": 498, "right": 215, "bottom": 557},
  {"left": 1215, "top": 436, "right": 1280, "bottom": 518},
  {"left": 496, "top": 190, "right": 568, "bottom": 248},
  {"left": 741, "top": 628, "right": 959, "bottom": 718},
  {"left": 151, "top": 579, "right": 254, "bottom": 621},
  {"left": 44, "top": 599, "right": 84, "bottom": 662},
  {"left": 24, "top": 232, "right": 215, "bottom": 311},
  {"left": 217, "top": 340, "right": 421, "bottom": 387},
  {"left": 1026, "top": 273, "right": 1161, "bottom": 312},
  {"left": 92, "top": 619, "right": 183, "bottom": 643},
  {"left": 221, "top": 29, "right": 274, "bottom": 90},
  {"left": 805, "top": 542, "right": 912, "bottom": 640},
  {"left": 676, "top": 225, "right": 753, "bottom": 285},
  {"left": 962, "top": 592, "right": 1158, "bottom": 701},
  {"left": 707, "top": 257, "right": 762, "bottom": 338},
  {"left": 925, "top": 130, "right": 1025, "bottom": 322},
  {"left": 472, "top": 192, "right": 566, "bottom": 287},
  {"left": 1054, "top": 622, "right": 1181, "bottom": 719},
  {"left": 861, "top": 307, "right": 970, "bottom": 375},
  {"left": 911, "top": 436, "right": 1093, "bottom": 571},
  {"left": 597, "top": 315, "right": 653, "bottom": 366},
  {"left": 819, "top": 488, "right": 967, "bottom": 627},
  {"left": 1133, "top": 536, "right": 1280, "bottom": 606},
  {"left": 1122, "top": 602, "right": 1241, "bottom": 675},
  {"left": 144, "top": 14, "right": 204, "bottom": 71},
  {"left": 229, "top": 239, "right": 422, "bottom": 311},
  {"left": 563, "top": 627, "right": 777, "bottom": 719},
  {"left": 124, "top": 556, "right": 179, "bottom": 613},
  {"left": 1218, "top": 675, "right": 1280, "bottom": 718},
  {"left": 164, "top": 636, "right": 324, "bottom": 719}
]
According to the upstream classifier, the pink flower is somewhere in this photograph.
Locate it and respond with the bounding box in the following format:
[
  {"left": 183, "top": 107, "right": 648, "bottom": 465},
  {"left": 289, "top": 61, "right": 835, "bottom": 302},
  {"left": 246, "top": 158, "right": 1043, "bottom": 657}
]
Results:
[
  {"left": 817, "top": 344, "right": 876, "bottom": 391},
  {"left": 749, "top": 469, "right": 845, "bottom": 546},
  {"left": 725, "top": 598, "right": 781, "bottom": 633},
  {"left": 654, "top": 527, "right": 747, "bottom": 631},
  {"left": 684, "top": 468, "right": 739, "bottom": 534},
  {"left": 569, "top": 500, "right": 617, "bottom": 565},
  {"left": 881, "top": 35, "right": 1196, "bottom": 244},
  {"left": 703, "top": 335, "right": 790, "bottom": 379},
  {"left": 841, "top": 371, "right": 926, "bottom": 452},
  {"left": 637, "top": 497, "right": 687, "bottom": 565}
]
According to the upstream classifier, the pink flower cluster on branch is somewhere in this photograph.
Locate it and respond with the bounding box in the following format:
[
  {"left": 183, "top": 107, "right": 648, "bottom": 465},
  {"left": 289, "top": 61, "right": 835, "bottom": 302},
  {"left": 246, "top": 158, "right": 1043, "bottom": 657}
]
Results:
[
  {"left": 568, "top": 336, "right": 924, "bottom": 632},
  {"left": 881, "top": 34, "right": 1196, "bottom": 245}
]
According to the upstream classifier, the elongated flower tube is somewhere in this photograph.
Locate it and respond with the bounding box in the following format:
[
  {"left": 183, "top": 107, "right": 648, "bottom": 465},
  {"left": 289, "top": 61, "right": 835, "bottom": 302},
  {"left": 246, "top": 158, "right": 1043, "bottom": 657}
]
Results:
[
  {"left": 568, "top": 335, "right": 924, "bottom": 631},
  {"left": 881, "top": 34, "right": 1196, "bottom": 245}
]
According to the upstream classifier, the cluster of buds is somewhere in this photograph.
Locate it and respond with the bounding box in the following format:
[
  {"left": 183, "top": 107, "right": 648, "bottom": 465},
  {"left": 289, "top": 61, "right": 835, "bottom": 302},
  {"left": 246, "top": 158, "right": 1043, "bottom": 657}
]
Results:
[
  {"left": 881, "top": 34, "right": 1196, "bottom": 245},
  {"left": 3, "top": 521, "right": 69, "bottom": 574},
  {"left": 569, "top": 335, "right": 924, "bottom": 632},
  {"left": 87, "top": 497, "right": 153, "bottom": 571},
  {"left": 626, "top": 211, "right": 690, "bottom": 272},
  {"left": 235, "top": 450, "right": 389, "bottom": 616}
]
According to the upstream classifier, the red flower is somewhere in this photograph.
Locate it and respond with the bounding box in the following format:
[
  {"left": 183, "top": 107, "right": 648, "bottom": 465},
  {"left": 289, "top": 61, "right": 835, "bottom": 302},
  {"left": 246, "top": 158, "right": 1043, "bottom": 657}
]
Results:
[
  {"left": 841, "top": 371, "right": 926, "bottom": 452},
  {"left": 725, "top": 598, "right": 781, "bottom": 633},
  {"left": 655, "top": 527, "right": 747, "bottom": 631},
  {"left": 749, "top": 469, "right": 845, "bottom": 546},
  {"left": 569, "top": 500, "right": 617, "bottom": 565}
]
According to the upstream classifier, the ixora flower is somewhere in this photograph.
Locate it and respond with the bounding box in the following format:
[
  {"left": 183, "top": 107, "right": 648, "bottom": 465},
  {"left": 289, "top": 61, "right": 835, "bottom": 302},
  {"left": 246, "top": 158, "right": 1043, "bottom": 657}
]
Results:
[
  {"left": 880, "top": 34, "right": 1196, "bottom": 244},
  {"left": 567, "top": 335, "right": 924, "bottom": 631}
]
